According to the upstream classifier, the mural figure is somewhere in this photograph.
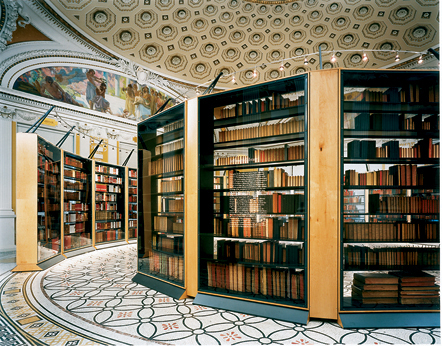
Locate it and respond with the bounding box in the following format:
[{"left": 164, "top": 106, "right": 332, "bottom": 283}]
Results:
[
  {"left": 150, "top": 88, "right": 157, "bottom": 115},
  {"left": 86, "top": 69, "right": 102, "bottom": 109},
  {"left": 40, "top": 76, "right": 82, "bottom": 107},
  {"left": 94, "top": 82, "right": 111, "bottom": 114},
  {"left": 122, "top": 84, "right": 136, "bottom": 118}
]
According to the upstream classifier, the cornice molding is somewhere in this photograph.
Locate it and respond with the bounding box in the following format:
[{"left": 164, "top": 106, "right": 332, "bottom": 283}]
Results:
[{"left": 0, "top": 0, "right": 30, "bottom": 51}]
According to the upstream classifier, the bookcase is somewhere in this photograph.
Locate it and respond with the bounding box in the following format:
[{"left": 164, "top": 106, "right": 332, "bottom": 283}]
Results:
[
  {"left": 127, "top": 168, "right": 138, "bottom": 240},
  {"left": 194, "top": 75, "right": 309, "bottom": 323},
  {"left": 94, "top": 162, "right": 126, "bottom": 244},
  {"left": 339, "top": 69, "right": 440, "bottom": 328},
  {"left": 63, "top": 152, "right": 94, "bottom": 256},
  {"left": 14, "top": 134, "right": 65, "bottom": 271},
  {"left": 133, "top": 103, "right": 186, "bottom": 299}
]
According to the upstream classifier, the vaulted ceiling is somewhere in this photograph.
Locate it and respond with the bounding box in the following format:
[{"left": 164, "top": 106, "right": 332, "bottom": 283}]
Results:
[{"left": 32, "top": 0, "right": 442, "bottom": 89}]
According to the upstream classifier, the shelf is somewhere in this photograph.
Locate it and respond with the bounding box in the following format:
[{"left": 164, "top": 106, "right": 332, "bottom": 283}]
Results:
[
  {"left": 94, "top": 181, "right": 122, "bottom": 186},
  {"left": 153, "top": 230, "right": 183, "bottom": 237},
  {"left": 149, "top": 191, "right": 184, "bottom": 196},
  {"left": 344, "top": 185, "right": 439, "bottom": 190},
  {"left": 215, "top": 212, "right": 305, "bottom": 216},
  {"left": 146, "top": 211, "right": 184, "bottom": 215},
  {"left": 344, "top": 266, "right": 440, "bottom": 271},
  {"left": 214, "top": 133, "right": 304, "bottom": 150},
  {"left": 344, "top": 158, "right": 439, "bottom": 164},
  {"left": 211, "top": 159, "right": 305, "bottom": 171},
  {"left": 64, "top": 210, "right": 89, "bottom": 214},
  {"left": 94, "top": 171, "right": 122, "bottom": 177},
  {"left": 343, "top": 130, "right": 439, "bottom": 139},
  {"left": 343, "top": 101, "right": 439, "bottom": 114},
  {"left": 203, "top": 234, "right": 304, "bottom": 242},
  {"left": 216, "top": 186, "right": 305, "bottom": 192},
  {"left": 147, "top": 170, "right": 184, "bottom": 179},
  {"left": 213, "top": 105, "right": 305, "bottom": 129},
  {"left": 343, "top": 213, "right": 439, "bottom": 216},
  {"left": 152, "top": 248, "right": 184, "bottom": 257},
  {"left": 150, "top": 148, "right": 184, "bottom": 161},
  {"left": 95, "top": 218, "right": 122, "bottom": 222},
  {"left": 95, "top": 191, "right": 122, "bottom": 195},
  {"left": 344, "top": 240, "right": 440, "bottom": 244},
  {"left": 64, "top": 163, "right": 88, "bottom": 171},
  {"left": 64, "top": 221, "right": 88, "bottom": 225},
  {"left": 203, "top": 258, "right": 305, "bottom": 270},
  {"left": 143, "top": 128, "right": 184, "bottom": 148}
]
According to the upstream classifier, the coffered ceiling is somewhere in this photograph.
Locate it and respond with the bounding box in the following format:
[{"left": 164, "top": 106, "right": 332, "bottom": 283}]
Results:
[{"left": 45, "top": 0, "right": 439, "bottom": 89}]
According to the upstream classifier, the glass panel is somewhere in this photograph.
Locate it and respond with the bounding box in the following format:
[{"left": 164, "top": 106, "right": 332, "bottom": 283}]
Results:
[
  {"left": 63, "top": 153, "right": 93, "bottom": 250},
  {"left": 95, "top": 163, "right": 125, "bottom": 242},
  {"left": 199, "top": 75, "right": 308, "bottom": 307},
  {"left": 128, "top": 168, "right": 138, "bottom": 239},
  {"left": 37, "top": 137, "right": 61, "bottom": 262},
  {"left": 341, "top": 70, "right": 440, "bottom": 311},
  {"left": 137, "top": 104, "right": 185, "bottom": 285}
]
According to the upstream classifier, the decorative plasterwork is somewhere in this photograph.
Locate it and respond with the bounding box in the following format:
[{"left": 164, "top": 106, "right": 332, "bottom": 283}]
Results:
[
  {"left": 0, "top": 104, "right": 15, "bottom": 119},
  {"left": 0, "top": 0, "right": 30, "bottom": 51}
]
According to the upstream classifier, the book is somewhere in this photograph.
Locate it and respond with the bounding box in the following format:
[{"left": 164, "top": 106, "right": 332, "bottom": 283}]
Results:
[
  {"left": 353, "top": 273, "right": 399, "bottom": 285},
  {"left": 352, "top": 285, "right": 398, "bottom": 298}
]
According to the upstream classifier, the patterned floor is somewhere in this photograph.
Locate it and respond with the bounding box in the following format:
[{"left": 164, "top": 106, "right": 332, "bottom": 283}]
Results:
[{"left": 0, "top": 245, "right": 440, "bottom": 346}]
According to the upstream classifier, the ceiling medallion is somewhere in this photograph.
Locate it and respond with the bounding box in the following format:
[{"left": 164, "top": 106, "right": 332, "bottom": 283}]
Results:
[{"left": 242, "top": 0, "right": 297, "bottom": 4}]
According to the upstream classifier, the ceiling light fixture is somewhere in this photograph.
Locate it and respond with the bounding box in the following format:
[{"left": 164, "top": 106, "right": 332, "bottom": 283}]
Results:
[
  {"left": 253, "top": 68, "right": 257, "bottom": 78},
  {"left": 195, "top": 88, "right": 200, "bottom": 95},
  {"left": 418, "top": 55, "right": 423, "bottom": 64},
  {"left": 304, "top": 57, "right": 308, "bottom": 65},
  {"left": 279, "top": 63, "right": 284, "bottom": 71},
  {"left": 330, "top": 53, "right": 337, "bottom": 63},
  {"left": 362, "top": 52, "right": 368, "bottom": 62},
  {"left": 232, "top": 75, "right": 236, "bottom": 83},
  {"left": 395, "top": 51, "right": 400, "bottom": 62}
]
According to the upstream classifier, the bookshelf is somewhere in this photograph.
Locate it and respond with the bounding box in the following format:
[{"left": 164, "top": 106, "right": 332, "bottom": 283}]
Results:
[
  {"left": 133, "top": 103, "right": 186, "bottom": 299},
  {"left": 63, "top": 153, "right": 94, "bottom": 256},
  {"left": 195, "top": 75, "right": 309, "bottom": 323},
  {"left": 127, "top": 168, "right": 138, "bottom": 240},
  {"left": 94, "top": 162, "right": 126, "bottom": 244},
  {"left": 339, "top": 70, "right": 440, "bottom": 328},
  {"left": 14, "top": 134, "right": 65, "bottom": 271}
]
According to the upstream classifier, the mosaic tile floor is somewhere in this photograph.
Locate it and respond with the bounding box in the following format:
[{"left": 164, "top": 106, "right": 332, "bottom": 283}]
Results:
[{"left": 0, "top": 245, "right": 440, "bottom": 345}]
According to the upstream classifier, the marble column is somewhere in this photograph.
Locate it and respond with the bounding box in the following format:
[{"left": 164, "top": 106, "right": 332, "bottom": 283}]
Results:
[{"left": 0, "top": 116, "right": 16, "bottom": 252}]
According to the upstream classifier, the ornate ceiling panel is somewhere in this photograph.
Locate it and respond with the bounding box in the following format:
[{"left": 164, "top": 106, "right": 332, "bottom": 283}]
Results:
[{"left": 45, "top": 0, "right": 438, "bottom": 88}]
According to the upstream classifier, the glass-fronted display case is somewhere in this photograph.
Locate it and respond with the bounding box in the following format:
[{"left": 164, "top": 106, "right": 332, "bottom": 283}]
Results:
[
  {"left": 128, "top": 168, "right": 138, "bottom": 239},
  {"left": 195, "top": 75, "right": 309, "bottom": 323},
  {"left": 134, "top": 103, "right": 186, "bottom": 298},
  {"left": 340, "top": 70, "right": 440, "bottom": 324}
]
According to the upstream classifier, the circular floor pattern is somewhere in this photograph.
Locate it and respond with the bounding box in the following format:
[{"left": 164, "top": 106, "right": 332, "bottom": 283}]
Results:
[{"left": 0, "top": 245, "right": 440, "bottom": 345}]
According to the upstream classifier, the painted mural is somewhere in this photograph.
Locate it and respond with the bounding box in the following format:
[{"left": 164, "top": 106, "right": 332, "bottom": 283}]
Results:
[{"left": 13, "top": 66, "right": 175, "bottom": 120}]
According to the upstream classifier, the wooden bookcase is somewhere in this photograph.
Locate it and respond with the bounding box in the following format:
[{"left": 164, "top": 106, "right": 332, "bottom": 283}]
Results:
[
  {"left": 338, "top": 69, "right": 440, "bottom": 328},
  {"left": 194, "top": 75, "right": 309, "bottom": 323},
  {"left": 133, "top": 103, "right": 187, "bottom": 299},
  {"left": 63, "top": 152, "right": 94, "bottom": 257},
  {"left": 94, "top": 162, "right": 126, "bottom": 244}
]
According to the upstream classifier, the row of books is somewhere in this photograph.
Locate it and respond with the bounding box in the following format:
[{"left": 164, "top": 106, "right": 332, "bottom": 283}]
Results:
[
  {"left": 206, "top": 262, "right": 305, "bottom": 300},
  {"left": 158, "top": 197, "right": 184, "bottom": 213},
  {"left": 147, "top": 154, "right": 183, "bottom": 175},
  {"left": 129, "top": 187, "right": 137, "bottom": 194},
  {"left": 216, "top": 216, "right": 304, "bottom": 240},
  {"left": 347, "top": 139, "right": 439, "bottom": 159},
  {"left": 218, "top": 118, "right": 304, "bottom": 143},
  {"left": 128, "top": 228, "right": 137, "bottom": 238},
  {"left": 221, "top": 169, "right": 304, "bottom": 190},
  {"left": 129, "top": 179, "right": 137, "bottom": 186},
  {"left": 38, "top": 158, "right": 60, "bottom": 174},
  {"left": 64, "top": 212, "right": 88, "bottom": 223},
  {"left": 64, "top": 202, "right": 88, "bottom": 211},
  {"left": 153, "top": 216, "right": 184, "bottom": 233},
  {"left": 95, "top": 221, "right": 122, "bottom": 230},
  {"left": 351, "top": 113, "right": 438, "bottom": 131},
  {"left": 214, "top": 93, "right": 305, "bottom": 119},
  {"left": 146, "top": 251, "right": 184, "bottom": 282},
  {"left": 344, "top": 222, "right": 439, "bottom": 242},
  {"left": 128, "top": 195, "right": 137, "bottom": 203},
  {"left": 129, "top": 169, "right": 137, "bottom": 178},
  {"left": 96, "top": 184, "right": 122, "bottom": 193},
  {"left": 95, "top": 175, "right": 122, "bottom": 184},
  {"left": 346, "top": 85, "right": 439, "bottom": 103},
  {"left": 344, "top": 245, "right": 440, "bottom": 269},
  {"left": 65, "top": 191, "right": 82, "bottom": 201},
  {"left": 96, "top": 202, "right": 117, "bottom": 211},
  {"left": 129, "top": 211, "right": 137, "bottom": 220},
  {"left": 153, "top": 235, "right": 183, "bottom": 254},
  {"left": 344, "top": 196, "right": 362, "bottom": 203},
  {"left": 351, "top": 272, "right": 439, "bottom": 305},
  {"left": 64, "top": 169, "right": 87, "bottom": 180},
  {"left": 95, "top": 165, "right": 119, "bottom": 175},
  {"left": 96, "top": 229, "right": 124, "bottom": 242},
  {"left": 64, "top": 222, "right": 86, "bottom": 234},
  {"left": 64, "top": 234, "right": 91, "bottom": 250},
  {"left": 368, "top": 194, "right": 439, "bottom": 214},
  {"left": 65, "top": 156, "right": 84, "bottom": 169},
  {"left": 64, "top": 181, "right": 86, "bottom": 191},
  {"left": 96, "top": 211, "right": 122, "bottom": 221},
  {"left": 129, "top": 203, "right": 137, "bottom": 211},
  {"left": 38, "top": 144, "right": 55, "bottom": 159},
  {"left": 155, "top": 139, "right": 183, "bottom": 155},
  {"left": 215, "top": 145, "right": 304, "bottom": 166},
  {"left": 158, "top": 177, "right": 183, "bottom": 193},
  {"left": 344, "top": 165, "right": 438, "bottom": 187},
  {"left": 162, "top": 119, "right": 184, "bottom": 134},
  {"left": 38, "top": 202, "right": 59, "bottom": 212},
  {"left": 217, "top": 240, "right": 304, "bottom": 266},
  {"left": 95, "top": 193, "right": 118, "bottom": 201},
  {"left": 128, "top": 220, "right": 137, "bottom": 228}
]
